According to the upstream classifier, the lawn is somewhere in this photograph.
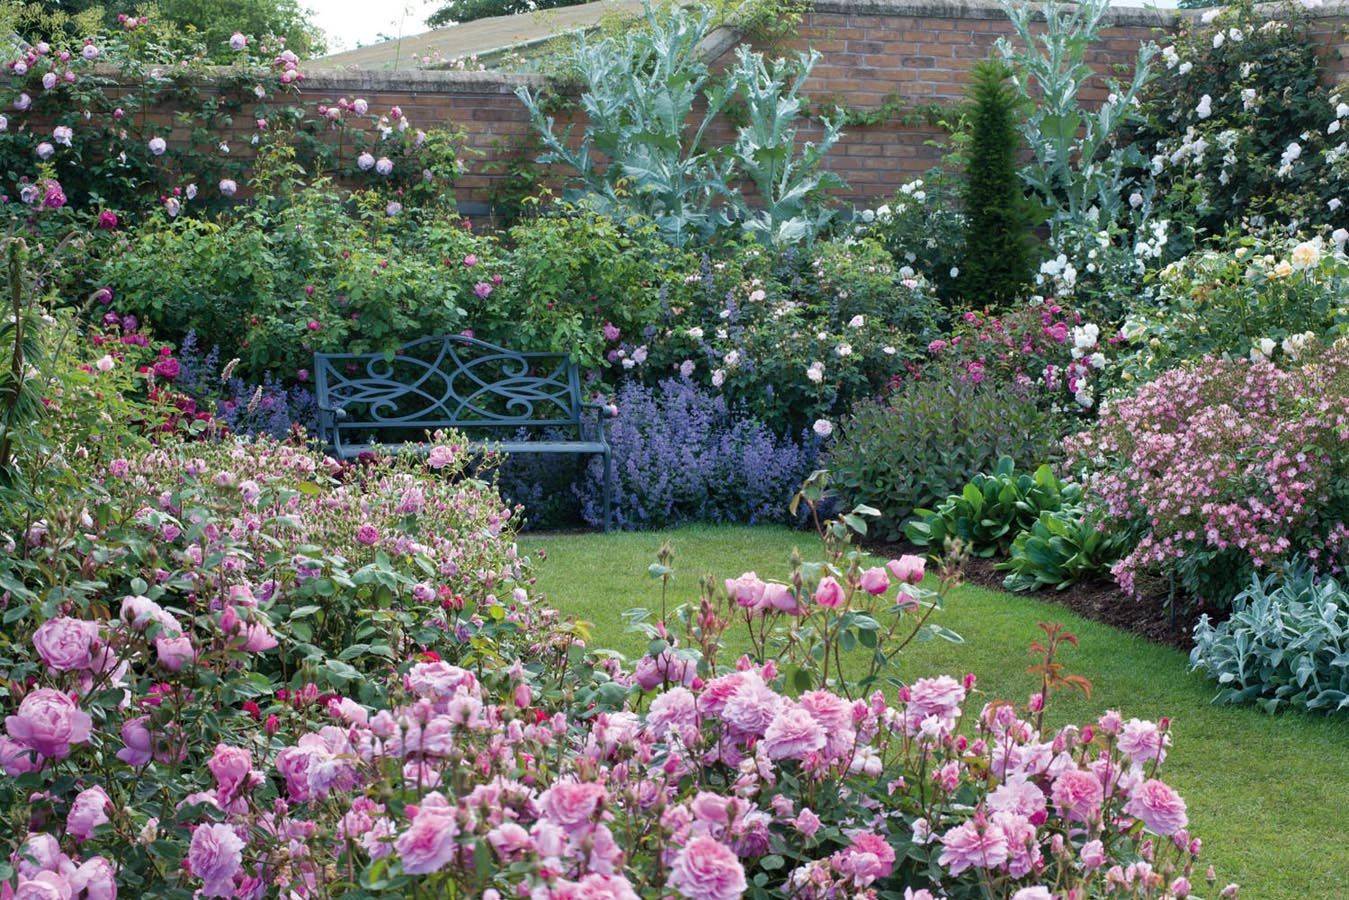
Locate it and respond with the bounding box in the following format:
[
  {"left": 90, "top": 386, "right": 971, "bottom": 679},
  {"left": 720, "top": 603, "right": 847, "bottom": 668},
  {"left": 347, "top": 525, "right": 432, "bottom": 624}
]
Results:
[{"left": 520, "top": 524, "right": 1349, "bottom": 900}]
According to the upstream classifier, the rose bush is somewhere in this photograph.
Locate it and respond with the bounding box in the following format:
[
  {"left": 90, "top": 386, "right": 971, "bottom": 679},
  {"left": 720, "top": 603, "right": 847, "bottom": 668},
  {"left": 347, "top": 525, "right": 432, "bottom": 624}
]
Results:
[
  {"left": 1111, "top": 235, "right": 1348, "bottom": 391},
  {"left": 0, "top": 489, "right": 1229, "bottom": 897}
]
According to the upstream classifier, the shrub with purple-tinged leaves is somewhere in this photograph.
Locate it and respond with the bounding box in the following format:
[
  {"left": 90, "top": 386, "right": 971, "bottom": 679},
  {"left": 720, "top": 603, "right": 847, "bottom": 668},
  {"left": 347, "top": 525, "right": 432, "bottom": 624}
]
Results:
[
  {"left": 175, "top": 332, "right": 317, "bottom": 439},
  {"left": 575, "top": 378, "right": 819, "bottom": 529}
]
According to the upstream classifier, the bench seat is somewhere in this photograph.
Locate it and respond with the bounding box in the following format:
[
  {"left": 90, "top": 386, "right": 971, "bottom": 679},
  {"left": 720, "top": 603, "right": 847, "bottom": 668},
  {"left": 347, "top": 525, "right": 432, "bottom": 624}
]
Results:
[
  {"left": 334, "top": 440, "right": 610, "bottom": 458},
  {"left": 314, "top": 334, "right": 615, "bottom": 530}
]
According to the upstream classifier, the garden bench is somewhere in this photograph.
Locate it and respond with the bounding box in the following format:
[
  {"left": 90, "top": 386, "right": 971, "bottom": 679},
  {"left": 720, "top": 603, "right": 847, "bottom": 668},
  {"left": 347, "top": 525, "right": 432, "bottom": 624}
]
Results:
[{"left": 314, "top": 334, "right": 615, "bottom": 530}]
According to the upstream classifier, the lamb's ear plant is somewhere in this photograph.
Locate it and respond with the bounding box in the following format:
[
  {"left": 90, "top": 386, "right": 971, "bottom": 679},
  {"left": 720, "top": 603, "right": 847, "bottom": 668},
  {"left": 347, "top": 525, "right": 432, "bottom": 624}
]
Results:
[{"left": 1191, "top": 563, "right": 1349, "bottom": 714}]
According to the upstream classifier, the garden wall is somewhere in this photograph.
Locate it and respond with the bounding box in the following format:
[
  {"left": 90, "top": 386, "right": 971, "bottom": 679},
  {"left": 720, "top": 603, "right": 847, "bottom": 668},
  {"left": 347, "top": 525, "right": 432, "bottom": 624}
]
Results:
[{"left": 166, "top": 0, "right": 1349, "bottom": 214}]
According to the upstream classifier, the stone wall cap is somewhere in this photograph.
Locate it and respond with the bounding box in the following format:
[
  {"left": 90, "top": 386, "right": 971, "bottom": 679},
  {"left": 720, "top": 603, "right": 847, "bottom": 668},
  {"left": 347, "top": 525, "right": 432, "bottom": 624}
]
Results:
[{"left": 811, "top": 0, "right": 1349, "bottom": 28}]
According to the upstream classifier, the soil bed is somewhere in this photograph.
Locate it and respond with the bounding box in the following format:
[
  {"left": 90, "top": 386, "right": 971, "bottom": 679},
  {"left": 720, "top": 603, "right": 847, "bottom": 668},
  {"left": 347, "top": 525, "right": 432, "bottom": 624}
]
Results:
[{"left": 865, "top": 540, "right": 1203, "bottom": 651}]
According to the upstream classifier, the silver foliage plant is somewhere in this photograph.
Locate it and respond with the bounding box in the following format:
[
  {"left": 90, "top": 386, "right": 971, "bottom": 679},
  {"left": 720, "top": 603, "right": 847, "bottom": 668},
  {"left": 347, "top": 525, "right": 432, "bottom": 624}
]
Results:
[
  {"left": 996, "top": 0, "right": 1157, "bottom": 247},
  {"left": 516, "top": 2, "right": 843, "bottom": 248},
  {"left": 1191, "top": 563, "right": 1349, "bottom": 714}
]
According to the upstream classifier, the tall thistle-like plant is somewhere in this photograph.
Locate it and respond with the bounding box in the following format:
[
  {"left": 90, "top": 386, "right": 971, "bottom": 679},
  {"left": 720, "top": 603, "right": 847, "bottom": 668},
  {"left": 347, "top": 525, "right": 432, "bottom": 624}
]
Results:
[
  {"left": 723, "top": 46, "right": 845, "bottom": 246},
  {"left": 516, "top": 2, "right": 844, "bottom": 248},
  {"left": 957, "top": 59, "right": 1039, "bottom": 306},
  {"left": 996, "top": 0, "right": 1156, "bottom": 241},
  {"left": 517, "top": 4, "right": 730, "bottom": 246}
]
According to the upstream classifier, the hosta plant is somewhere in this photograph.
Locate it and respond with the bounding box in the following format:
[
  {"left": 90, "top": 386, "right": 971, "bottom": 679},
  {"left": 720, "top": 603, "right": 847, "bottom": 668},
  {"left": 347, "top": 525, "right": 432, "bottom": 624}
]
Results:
[
  {"left": 1000, "top": 508, "right": 1130, "bottom": 593},
  {"left": 1191, "top": 563, "right": 1349, "bottom": 714},
  {"left": 905, "top": 457, "right": 1083, "bottom": 558}
]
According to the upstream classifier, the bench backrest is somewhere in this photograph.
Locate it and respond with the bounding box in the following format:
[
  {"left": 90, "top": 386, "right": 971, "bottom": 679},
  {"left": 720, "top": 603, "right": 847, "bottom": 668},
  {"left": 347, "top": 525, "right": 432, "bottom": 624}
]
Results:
[{"left": 314, "top": 335, "right": 584, "bottom": 439}]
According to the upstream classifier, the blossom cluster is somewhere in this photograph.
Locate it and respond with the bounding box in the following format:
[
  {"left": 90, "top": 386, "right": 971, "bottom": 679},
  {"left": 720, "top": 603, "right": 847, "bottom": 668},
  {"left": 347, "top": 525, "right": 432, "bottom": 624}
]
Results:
[
  {"left": 1069, "top": 341, "right": 1349, "bottom": 605},
  {"left": 926, "top": 302, "right": 1107, "bottom": 411}
]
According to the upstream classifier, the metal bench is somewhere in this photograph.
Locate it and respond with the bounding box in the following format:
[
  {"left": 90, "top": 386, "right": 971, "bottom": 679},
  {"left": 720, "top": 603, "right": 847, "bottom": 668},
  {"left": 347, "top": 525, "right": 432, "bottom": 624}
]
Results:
[{"left": 314, "top": 334, "right": 615, "bottom": 530}]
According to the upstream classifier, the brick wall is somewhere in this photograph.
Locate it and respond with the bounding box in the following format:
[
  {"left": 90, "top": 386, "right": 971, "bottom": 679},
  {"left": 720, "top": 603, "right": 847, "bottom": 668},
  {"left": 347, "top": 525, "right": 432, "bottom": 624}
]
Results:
[{"left": 186, "top": 0, "right": 1349, "bottom": 214}]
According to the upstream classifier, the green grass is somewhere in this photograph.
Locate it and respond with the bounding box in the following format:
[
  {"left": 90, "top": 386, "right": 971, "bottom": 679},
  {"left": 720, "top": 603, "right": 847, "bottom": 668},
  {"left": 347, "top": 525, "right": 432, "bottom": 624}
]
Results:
[{"left": 520, "top": 524, "right": 1349, "bottom": 900}]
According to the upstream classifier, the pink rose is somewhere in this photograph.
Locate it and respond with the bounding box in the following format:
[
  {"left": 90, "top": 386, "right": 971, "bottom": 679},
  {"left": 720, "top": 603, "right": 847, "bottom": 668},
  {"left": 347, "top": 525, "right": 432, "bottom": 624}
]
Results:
[
  {"left": 760, "top": 582, "right": 800, "bottom": 614},
  {"left": 155, "top": 635, "right": 196, "bottom": 671},
  {"left": 1079, "top": 838, "right": 1106, "bottom": 870},
  {"left": 116, "top": 716, "right": 153, "bottom": 766},
  {"left": 486, "top": 822, "right": 532, "bottom": 859},
  {"left": 5, "top": 689, "right": 93, "bottom": 760},
  {"left": 0, "top": 736, "right": 39, "bottom": 775},
  {"left": 858, "top": 567, "right": 890, "bottom": 595},
  {"left": 539, "top": 781, "right": 606, "bottom": 835},
  {"left": 32, "top": 617, "right": 100, "bottom": 672},
  {"left": 833, "top": 831, "right": 896, "bottom": 885},
  {"left": 761, "top": 705, "right": 826, "bottom": 761},
  {"left": 886, "top": 555, "right": 925, "bottom": 584},
  {"left": 813, "top": 576, "right": 845, "bottom": 609},
  {"left": 208, "top": 744, "right": 254, "bottom": 804},
  {"left": 239, "top": 622, "right": 277, "bottom": 653},
  {"left": 68, "top": 856, "right": 115, "bottom": 900},
  {"left": 187, "top": 823, "right": 244, "bottom": 897},
  {"left": 395, "top": 796, "right": 458, "bottom": 874},
  {"left": 66, "top": 786, "right": 111, "bottom": 841},
  {"left": 724, "top": 572, "right": 767, "bottom": 611},
  {"left": 1124, "top": 779, "right": 1188, "bottom": 836},
  {"left": 13, "top": 871, "right": 73, "bottom": 900},
  {"left": 667, "top": 836, "right": 746, "bottom": 900},
  {"left": 1051, "top": 768, "right": 1105, "bottom": 824}
]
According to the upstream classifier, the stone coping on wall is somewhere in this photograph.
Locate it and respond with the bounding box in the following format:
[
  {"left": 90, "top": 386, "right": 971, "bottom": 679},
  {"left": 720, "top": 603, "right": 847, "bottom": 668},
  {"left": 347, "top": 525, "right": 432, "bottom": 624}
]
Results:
[
  {"left": 811, "top": 0, "right": 1175, "bottom": 27},
  {"left": 106, "top": 0, "right": 1349, "bottom": 97}
]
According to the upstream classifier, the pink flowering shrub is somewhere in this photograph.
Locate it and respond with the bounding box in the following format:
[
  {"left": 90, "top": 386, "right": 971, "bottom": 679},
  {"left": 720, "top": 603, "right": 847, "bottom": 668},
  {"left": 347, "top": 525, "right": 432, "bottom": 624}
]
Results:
[{"left": 1068, "top": 342, "right": 1349, "bottom": 607}]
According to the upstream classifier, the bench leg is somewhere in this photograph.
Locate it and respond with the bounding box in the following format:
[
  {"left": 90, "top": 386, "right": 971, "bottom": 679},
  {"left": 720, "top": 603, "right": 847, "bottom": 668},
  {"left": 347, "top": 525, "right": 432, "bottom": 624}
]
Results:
[{"left": 602, "top": 450, "right": 613, "bottom": 533}]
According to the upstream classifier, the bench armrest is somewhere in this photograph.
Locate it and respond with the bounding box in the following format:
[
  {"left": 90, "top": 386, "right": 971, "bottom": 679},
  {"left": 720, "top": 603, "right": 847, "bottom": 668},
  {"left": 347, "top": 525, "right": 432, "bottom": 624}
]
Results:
[{"left": 580, "top": 401, "right": 616, "bottom": 445}]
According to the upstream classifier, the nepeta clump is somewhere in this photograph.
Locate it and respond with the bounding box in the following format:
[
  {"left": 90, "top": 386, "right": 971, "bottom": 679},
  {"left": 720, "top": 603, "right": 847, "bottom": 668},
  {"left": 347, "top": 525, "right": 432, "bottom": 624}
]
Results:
[
  {"left": 175, "top": 332, "right": 317, "bottom": 438},
  {"left": 1068, "top": 341, "right": 1349, "bottom": 608},
  {"left": 574, "top": 378, "right": 819, "bottom": 529}
]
